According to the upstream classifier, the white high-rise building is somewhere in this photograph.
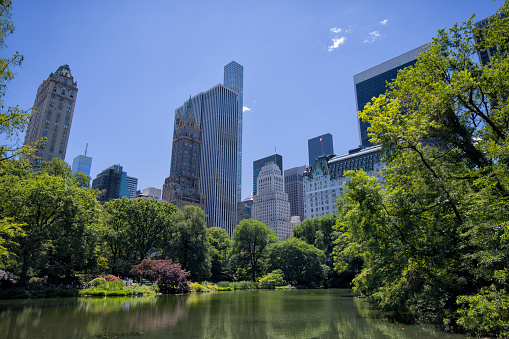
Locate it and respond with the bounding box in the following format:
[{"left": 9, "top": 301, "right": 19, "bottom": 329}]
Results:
[{"left": 252, "top": 162, "right": 292, "bottom": 241}]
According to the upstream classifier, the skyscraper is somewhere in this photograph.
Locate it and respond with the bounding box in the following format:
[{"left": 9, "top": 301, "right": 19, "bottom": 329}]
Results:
[
  {"left": 224, "top": 61, "right": 244, "bottom": 202},
  {"left": 162, "top": 99, "right": 206, "bottom": 210},
  {"left": 354, "top": 47, "right": 424, "bottom": 148},
  {"left": 72, "top": 154, "right": 92, "bottom": 176},
  {"left": 71, "top": 144, "right": 92, "bottom": 176},
  {"left": 92, "top": 164, "right": 130, "bottom": 203},
  {"left": 252, "top": 162, "right": 292, "bottom": 241},
  {"left": 308, "top": 133, "right": 334, "bottom": 167},
  {"left": 284, "top": 165, "right": 306, "bottom": 221},
  {"left": 126, "top": 176, "right": 138, "bottom": 199},
  {"left": 253, "top": 154, "right": 283, "bottom": 196},
  {"left": 173, "top": 74, "right": 240, "bottom": 235},
  {"left": 24, "top": 64, "right": 78, "bottom": 168}
]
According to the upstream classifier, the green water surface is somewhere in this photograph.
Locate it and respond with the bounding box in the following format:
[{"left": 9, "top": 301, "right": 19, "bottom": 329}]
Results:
[{"left": 0, "top": 289, "right": 467, "bottom": 338}]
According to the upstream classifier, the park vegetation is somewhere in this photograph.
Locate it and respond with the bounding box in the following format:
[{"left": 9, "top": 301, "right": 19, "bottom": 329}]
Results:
[
  {"left": 333, "top": 3, "right": 509, "bottom": 337},
  {"left": 1, "top": 0, "right": 509, "bottom": 336}
]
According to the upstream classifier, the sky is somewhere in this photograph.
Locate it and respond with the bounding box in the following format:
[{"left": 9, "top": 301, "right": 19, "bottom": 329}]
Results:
[{"left": 3, "top": 0, "right": 503, "bottom": 200}]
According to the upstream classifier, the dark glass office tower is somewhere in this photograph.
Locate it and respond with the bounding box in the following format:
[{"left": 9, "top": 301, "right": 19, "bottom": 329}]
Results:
[
  {"left": 354, "top": 46, "right": 424, "bottom": 148},
  {"left": 308, "top": 133, "right": 334, "bottom": 167},
  {"left": 253, "top": 154, "right": 282, "bottom": 196}
]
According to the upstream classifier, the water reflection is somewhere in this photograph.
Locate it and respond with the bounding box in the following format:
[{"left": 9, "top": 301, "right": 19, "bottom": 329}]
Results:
[{"left": 0, "top": 290, "right": 466, "bottom": 339}]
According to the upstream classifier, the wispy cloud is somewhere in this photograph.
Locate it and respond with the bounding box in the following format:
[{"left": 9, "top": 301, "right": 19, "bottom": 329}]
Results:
[
  {"left": 243, "top": 106, "right": 252, "bottom": 113},
  {"left": 363, "top": 31, "right": 381, "bottom": 43},
  {"left": 328, "top": 36, "right": 347, "bottom": 52},
  {"left": 380, "top": 19, "right": 389, "bottom": 25},
  {"left": 330, "top": 27, "right": 342, "bottom": 33}
]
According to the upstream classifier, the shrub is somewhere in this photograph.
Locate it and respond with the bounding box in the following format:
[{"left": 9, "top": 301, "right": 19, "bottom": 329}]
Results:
[
  {"left": 154, "top": 261, "right": 190, "bottom": 294},
  {"left": 259, "top": 270, "right": 285, "bottom": 289},
  {"left": 90, "top": 277, "right": 107, "bottom": 286},
  {"left": 104, "top": 274, "right": 121, "bottom": 282},
  {"left": 190, "top": 282, "right": 207, "bottom": 292}
]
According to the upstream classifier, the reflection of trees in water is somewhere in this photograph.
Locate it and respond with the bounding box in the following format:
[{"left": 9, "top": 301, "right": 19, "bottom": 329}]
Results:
[
  {"left": 0, "top": 296, "right": 190, "bottom": 338},
  {"left": 0, "top": 291, "right": 462, "bottom": 338}
]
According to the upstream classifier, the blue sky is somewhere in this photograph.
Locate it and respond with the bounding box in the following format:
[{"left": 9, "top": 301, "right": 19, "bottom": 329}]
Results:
[{"left": 3, "top": 0, "right": 502, "bottom": 199}]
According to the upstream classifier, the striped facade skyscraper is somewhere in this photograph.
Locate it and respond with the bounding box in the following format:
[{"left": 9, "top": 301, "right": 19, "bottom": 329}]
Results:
[
  {"left": 223, "top": 61, "right": 243, "bottom": 203},
  {"left": 173, "top": 80, "right": 240, "bottom": 236}
]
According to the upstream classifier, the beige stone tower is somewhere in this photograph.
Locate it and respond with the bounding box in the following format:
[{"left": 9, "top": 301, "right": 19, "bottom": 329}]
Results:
[{"left": 24, "top": 64, "right": 77, "bottom": 168}]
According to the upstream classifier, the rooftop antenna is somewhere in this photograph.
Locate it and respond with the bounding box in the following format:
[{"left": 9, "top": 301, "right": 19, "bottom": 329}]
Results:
[{"left": 84, "top": 143, "right": 88, "bottom": 156}]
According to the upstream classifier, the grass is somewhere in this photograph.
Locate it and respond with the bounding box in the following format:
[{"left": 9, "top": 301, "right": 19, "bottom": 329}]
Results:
[{"left": 79, "top": 281, "right": 157, "bottom": 297}]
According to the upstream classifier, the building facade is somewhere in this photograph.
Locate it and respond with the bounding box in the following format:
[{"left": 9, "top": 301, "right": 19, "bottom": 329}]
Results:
[
  {"left": 224, "top": 61, "right": 243, "bottom": 203},
  {"left": 308, "top": 134, "right": 334, "bottom": 167},
  {"left": 252, "top": 162, "right": 292, "bottom": 241},
  {"left": 303, "top": 146, "right": 383, "bottom": 219},
  {"left": 126, "top": 176, "right": 138, "bottom": 199},
  {"left": 24, "top": 65, "right": 77, "bottom": 168},
  {"left": 71, "top": 154, "right": 92, "bottom": 176},
  {"left": 253, "top": 154, "right": 282, "bottom": 196},
  {"left": 236, "top": 195, "right": 253, "bottom": 225},
  {"left": 92, "top": 164, "right": 130, "bottom": 203},
  {"left": 173, "top": 74, "right": 240, "bottom": 235},
  {"left": 354, "top": 47, "right": 424, "bottom": 148},
  {"left": 284, "top": 165, "right": 306, "bottom": 222},
  {"left": 163, "top": 99, "right": 206, "bottom": 210}
]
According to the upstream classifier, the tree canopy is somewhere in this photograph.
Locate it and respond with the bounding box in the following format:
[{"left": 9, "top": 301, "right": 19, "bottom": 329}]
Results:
[{"left": 334, "top": 3, "right": 509, "bottom": 336}]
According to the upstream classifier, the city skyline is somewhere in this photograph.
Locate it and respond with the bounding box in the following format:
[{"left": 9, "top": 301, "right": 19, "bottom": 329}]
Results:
[{"left": 2, "top": 1, "right": 501, "bottom": 200}]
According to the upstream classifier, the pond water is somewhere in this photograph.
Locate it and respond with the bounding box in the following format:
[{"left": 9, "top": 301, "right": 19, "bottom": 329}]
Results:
[{"left": 0, "top": 289, "right": 467, "bottom": 338}]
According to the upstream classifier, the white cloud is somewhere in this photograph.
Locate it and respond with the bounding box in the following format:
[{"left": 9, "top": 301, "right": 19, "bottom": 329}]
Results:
[
  {"left": 363, "top": 31, "right": 381, "bottom": 43},
  {"left": 328, "top": 36, "right": 347, "bottom": 52},
  {"left": 330, "top": 27, "right": 342, "bottom": 33},
  {"left": 380, "top": 19, "right": 389, "bottom": 25},
  {"left": 243, "top": 106, "right": 252, "bottom": 113}
]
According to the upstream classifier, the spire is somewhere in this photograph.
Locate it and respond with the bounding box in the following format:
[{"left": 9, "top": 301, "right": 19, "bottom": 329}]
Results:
[{"left": 183, "top": 95, "right": 192, "bottom": 124}]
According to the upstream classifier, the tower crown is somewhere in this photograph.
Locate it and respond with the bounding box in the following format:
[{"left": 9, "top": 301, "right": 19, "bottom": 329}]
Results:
[{"left": 55, "top": 64, "right": 72, "bottom": 77}]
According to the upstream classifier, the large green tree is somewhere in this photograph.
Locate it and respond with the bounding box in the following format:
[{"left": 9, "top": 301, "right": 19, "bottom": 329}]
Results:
[
  {"left": 163, "top": 205, "right": 210, "bottom": 281},
  {"left": 103, "top": 197, "right": 177, "bottom": 273},
  {"left": 268, "top": 237, "right": 326, "bottom": 287},
  {"left": 333, "top": 3, "right": 509, "bottom": 335},
  {"left": 230, "top": 219, "right": 277, "bottom": 282},
  {"left": 206, "top": 226, "right": 231, "bottom": 281},
  {"left": 2, "top": 159, "right": 102, "bottom": 283}
]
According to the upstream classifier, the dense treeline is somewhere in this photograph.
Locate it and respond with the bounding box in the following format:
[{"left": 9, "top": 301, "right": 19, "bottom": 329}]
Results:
[
  {"left": 333, "top": 3, "right": 509, "bottom": 337},
  {"left": 0, "top": 157, "right": 333, "bottom": 289}
]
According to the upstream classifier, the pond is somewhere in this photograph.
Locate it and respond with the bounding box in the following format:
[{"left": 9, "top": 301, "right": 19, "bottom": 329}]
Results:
[{"left": 0, "top": 289, "right": 467, "bottom": 338}]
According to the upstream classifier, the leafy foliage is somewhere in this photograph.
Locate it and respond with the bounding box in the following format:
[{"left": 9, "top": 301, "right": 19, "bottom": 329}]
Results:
[
  {"left": 333, "top": 3, "right": 509, "bottom": 336},
  {"left": 268, "top": 237, "right": 326, "bottom": 287},
  {"left": 230, "top": 219, "right": 277, "bottom": 281},
  {"left": 259, "top": 269, "right": 285, "bottom": 289},
  {"left": 131, "top": 259, "right": 190, "bottom": 294}
]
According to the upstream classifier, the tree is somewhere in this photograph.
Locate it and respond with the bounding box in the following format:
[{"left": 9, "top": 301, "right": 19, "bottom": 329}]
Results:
[
  {"left": 333, "top": 3, "right": 509, "bottom": 334},
  {"left": 230, "top": 219, "right": 277, "bottom": 282},
  {"left": 163, "top": 205, "right": 210, "bottom": 281},
  {"left": 103, "top": 197, "right": 177, "bottom": 272},
  {"left": 206, "top": 227, "right": 231, "bottom": 281},
  {"left": 293, "top": 214, "right": 337, "bottom": 266},
  {"left": 268, "top": 237, "right": 326, "bottom": 287},
  {"left": 2, "top": 159, "right": 102, "bottom": 283}
]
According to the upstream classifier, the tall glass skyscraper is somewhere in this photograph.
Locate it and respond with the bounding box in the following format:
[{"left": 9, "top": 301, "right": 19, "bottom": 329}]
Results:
[
  {"left": 71, "top": 154, "right": 92, "bottom": 176},
  {"left": 354, "top": 46, "right": 424, "bottom": 147},
  {"left": 174, "top": 83, "right": 240, "bottom": 236},
  {"left": 224, "top": 61, "right": 243, "bottom": 203},
  {"left": 308, "top": 133, "right": 334, "bottom": 167}
]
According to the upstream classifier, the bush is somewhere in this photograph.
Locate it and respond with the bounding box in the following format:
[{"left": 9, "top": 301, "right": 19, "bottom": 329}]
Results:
[
  {"left": 104, "top": 274, "right": 121, "bottom": 282},
  {"left": 90, "top": 277, "right": 107, "bottom": 286},
  {"left": 456, "top": 285, "right": 509, "bottom": 338},
  {"left": 259, "top": 270, "right": 285, "bottom": 289}
]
